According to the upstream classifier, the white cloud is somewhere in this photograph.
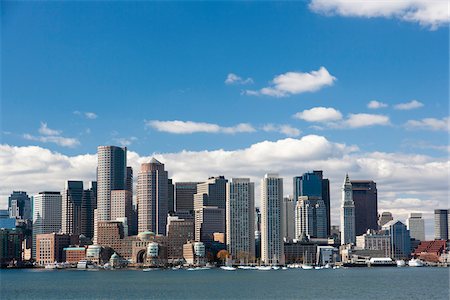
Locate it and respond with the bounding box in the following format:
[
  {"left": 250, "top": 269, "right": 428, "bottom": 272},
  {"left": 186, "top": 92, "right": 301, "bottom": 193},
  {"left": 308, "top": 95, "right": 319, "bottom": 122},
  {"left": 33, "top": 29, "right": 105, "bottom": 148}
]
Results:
[
  {"left": 245, "top": 67, "right": 336, "bottom": 97},
  {"left": 394, "top": 100, "right": 424, "bottom": 110},
  {"left": 38, "top": 122, "right": 61, "bottom": 136},
  {"left": 405, "top": 117, "right": 450, "bottom": 132},
  {"left": 343, "top": 113, "right": 391, "bottom": 128},
  {"left": 1, "top": 135, "right": 447, "bottom": 238},
  {"left": 294, "top": 107, "right": 343, "bottom": 122},
  {"left": 225, "top": 73, "right": 253, "bottom": 85},
  {"left": 146, "top": 120, "right": 256, "bottom": 134},
  {"left": 74, "top": 111, "right": 98, "bottom": 119},
  {"left": 309, "top": 0, "right": 449, "bottom": 30},
  {"left": 367, "top": 100, "right": 388, "bottom": 109},
  {"left": 23, "top": 134, "right": 80, "bottom": 148},
  {"left": 113, "top": 137, "right": 138, "bottom": 147},
  {"left": 262, "top": 124, "right": 301, "bottom": 137}
]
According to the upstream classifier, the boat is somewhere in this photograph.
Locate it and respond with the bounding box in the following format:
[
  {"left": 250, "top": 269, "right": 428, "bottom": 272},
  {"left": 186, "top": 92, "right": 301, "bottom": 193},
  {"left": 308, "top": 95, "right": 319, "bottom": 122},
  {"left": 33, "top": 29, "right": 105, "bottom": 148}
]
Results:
[
  {"left": 238, "top": 266, "right": 257, "bottom": 270},
  {"left": 314, "top": 266, "right": 323, "bottom": 270},
  {"left": 396, "top": 260, "right": 406, "bottom": 267},
  {"left": 324, "top": 263, "right": 331, "bottom": 269},
  {"left": 408, "top": 258, "right": 424, "bottom": 267},
  {"left": 272, "top": 266, "right": 280, "bottom": 270},
  {"left": 257, "top": 266, "right": 272, "bottom": 271},
  {"left": 281, "top": 267, "right": 288, "bottom": 270},
  {"left": 301, "top": 264, "right": 314, "bottom": 270},
  {"left": 77, "top": 260, "right": 88, "bottom": 269},
  {"left": 220, "top": 266, "right": 237, "bottom": 271},
  {"left": 44, "top": 262, "right": 57, "bottom": 269},
  {"left": 143, "top": 268, "right": 154, "bottom": 272}
]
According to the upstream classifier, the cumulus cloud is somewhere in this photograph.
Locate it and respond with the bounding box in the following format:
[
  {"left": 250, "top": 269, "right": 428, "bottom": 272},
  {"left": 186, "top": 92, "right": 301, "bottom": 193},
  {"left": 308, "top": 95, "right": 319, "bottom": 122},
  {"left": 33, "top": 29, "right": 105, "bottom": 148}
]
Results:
[
  {"left": 146, "top": 120, "right": 256, "bottom": 134},
  {"left": 245, "top": 67, "right": 336, "bottom": 97},
  {"left": 394, "top": 100, "right": 424, "bottom": 110},
  {"left": 225, "top": 73, "right": 254, "bottom": 85},
  {"left": 309, "top": 0, "right": 449, "bottom": 30},
  {"left": 38, "top": 122, "right": 61, "bottom": 136},
  {"left": 262, "top": 124, "right": 301, "bottom": 137},
  {"left": 367, "top": 100, "right": 388, "bottom": 109},
  {"left": 294, "top": 107, "right": 343, "bottom": 122},
  {"left": 342, "top": 113, "right": 391, "bottom": 128},
  {"left": 1, "top": 135, "right": 447, "bottom": 238},
  {"left": 405, "top": 117, "right": 450, "bottom": 132},
  {"left": 24, "top": 122, "right": 80, "bottom": 148},
  {"left": 113, "top": 137, "right": 138, "bottom": 147}
]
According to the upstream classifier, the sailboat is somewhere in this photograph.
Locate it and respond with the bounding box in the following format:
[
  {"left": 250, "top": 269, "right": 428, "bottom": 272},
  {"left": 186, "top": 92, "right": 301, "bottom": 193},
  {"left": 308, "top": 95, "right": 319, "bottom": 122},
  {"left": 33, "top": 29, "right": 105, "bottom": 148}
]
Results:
[{"left": 301, "top": 250, "right": 313, "bottom": 270}]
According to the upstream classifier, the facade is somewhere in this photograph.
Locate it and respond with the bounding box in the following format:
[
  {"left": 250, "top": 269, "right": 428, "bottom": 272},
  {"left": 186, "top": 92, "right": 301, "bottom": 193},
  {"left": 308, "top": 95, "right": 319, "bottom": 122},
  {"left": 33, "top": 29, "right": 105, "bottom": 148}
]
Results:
[
  {"left": 32, "top": 192, "right": 62, "bottom": 259},
  {"left": 166, "top": 216, "right": 195, "bottom": 261},
  {"left": 96, "top": 221, "right": 125, "bottom": 256},
  {"left": 81, "top": 181, "right": 97, "bottom": 239},
  {"left": 64, "top": 247, "right": 86, "bottom": 264},
  {"left": 351, "top": 180, "right": 378, "bottom": 236},
  {"left": 382, "top": 220, "right": 411, "bottom": 260},
  {"left": 407, "top": 213, "right": 425, "bottom": 241},
  {"left": 96, "top": 146, "right": 127, "bottom": 223},
  {"left": 174, "top": 182, "right": 199, "bottom": 213},
  {"left": 194, "top": 206, "right": 225, "bottom": 243},
  {"left": 295, "top": 196, "right": 327, "bottom": 239},
  {"left": 226, "top": 178, "right": 255, "bottom": 261},
  {"left": 0, "top": 228, "right": 23, "bottom": 267},
  {"left": 356, "top": 231, "right": 391, "bottom": 257},
  {"left": 194, "top": 176, "right": 227, "bottom": 210},
  {"left": 293, "top": 171, "right": 331, "bottom": 235},
  {"left": 434, "top": 209, "right": 449, "bottom": 240},
  {"left": 282, "top": 196, "right": 296, "bottom": 241},
  {"left": 284, "top": 241, "right": 318, "bottom": 264},
  {"left": 137, "top": 158, "right": 169, "bottom": 235},
  {"left": 378, "top": 211, "right": 393, "bottom": 228},
  {"left": 110, "top": 190, "right": 133, "bottom": 234},
  {"left": 35, "top": 233, "right": 77, "bottom": 265},
  {"left": 183, "top": 241, "right": 206, "bottom": 266},
  {"left": 62, "top": 181, "right": 84, "bottom": 236},
  {"left": 168, "top": 179, "right": 175, "bottom": 213},
  {"left": 261, "top": 174, "right": 284, "bottom": 265},
  {"left": 340, "top": 175, "right": 356, "bottom": 245},
  {"left": 8, "top": 191, "right": 31, "bottom": 220}
]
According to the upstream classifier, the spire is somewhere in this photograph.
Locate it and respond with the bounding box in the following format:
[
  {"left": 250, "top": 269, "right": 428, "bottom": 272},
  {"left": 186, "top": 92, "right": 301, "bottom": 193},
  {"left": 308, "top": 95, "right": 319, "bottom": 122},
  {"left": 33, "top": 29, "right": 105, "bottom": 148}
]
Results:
[
  {"left": 149, "top": 157, "right": 162, "bottom": 164},
  {"left": 344, "top": 173, "right": 351, "bottom": 186}
]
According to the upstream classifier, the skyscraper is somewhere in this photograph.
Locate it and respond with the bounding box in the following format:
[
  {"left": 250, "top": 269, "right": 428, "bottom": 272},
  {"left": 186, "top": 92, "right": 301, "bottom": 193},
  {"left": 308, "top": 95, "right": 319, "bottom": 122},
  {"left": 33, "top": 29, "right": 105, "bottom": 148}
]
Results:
[
  {"left": 282, "top": 196, "right": 296, "bottom": 241},
  {"left": 137, "top": 158, "right": 168, "bottom": 235},
  {"left": 96, "top": 146, "right": 127, "bottom": 222},
  {"left": 226, "top": 178, "right": 255, "bottom": 261},
  {"left": 166, "top": 215, "right": 195, "bottom": 262},
  {"left": 32, "top": 191, "right": 62, "bottom": 258},
  {"left": 62, "top": 181, "right": 84, "bottom": 236},
  {"left": 407, "top": 213, "right": 425, "bottom": 241},
  {"left": 378, "top": 211, "right": 393, "bottom": 228},
  {"left": 261, "top": 174, "right": 284, "bottom": 265},
  {"left": 351, "top": 180, "right": 378, "bottom": 235},
  {"left": 81, "top": 181, "right": 97, "bottom": 239},
  {"left": 382, "top": 220, "right": 411, "bottom": 260},
  {"left": 434, "top": 209, "right": 449, "bottom": 240},
  {"left": 293, "top": 171, "right": 331, "bottom": 235},
  {"left": 194, "top": 176, "right": 227, "bottom": 210},
  {"left": 340, "top": 174, "right": 355, "bottom": 245},
  {"left": 295, "top": 196, "right": 327, "bottom": 239},
  {"left": 111, "top": 190, "right": 133, "bottom": 235},
  {"left": 168, "top": 179, "right": 175, "bottom": 213},
  {"left": 175, "top": 182, "right": 199, "bottom": 214},
  {"left": 8, "top": 191, "right": 31, "bottom": 220}
]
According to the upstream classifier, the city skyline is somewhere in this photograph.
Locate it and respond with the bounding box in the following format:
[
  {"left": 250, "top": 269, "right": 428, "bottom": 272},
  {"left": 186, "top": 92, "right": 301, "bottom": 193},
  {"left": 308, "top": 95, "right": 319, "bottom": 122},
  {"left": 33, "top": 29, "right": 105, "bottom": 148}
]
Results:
[{"left": 1, "top": 1, "right": 448, "bottom": 240}]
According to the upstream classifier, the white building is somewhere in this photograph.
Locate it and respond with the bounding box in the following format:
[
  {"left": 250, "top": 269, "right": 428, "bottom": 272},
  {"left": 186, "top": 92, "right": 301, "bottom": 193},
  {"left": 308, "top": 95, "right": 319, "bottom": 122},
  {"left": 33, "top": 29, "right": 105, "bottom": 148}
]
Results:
[
  {"left": 32, "top": 191, "right": 62, "bottom": 259},
  {"left": 282, "top": 196, "right": 296, "bottom": 241},
  {"left": 407, "top": 213, "right": 425, "bottom": 241},
  {"left": 226, "top": 178, "right": 255, "bottom": 261},
  {"left": 356, "top": 231, "right": 391, "bottom": 257},
  {"left": 340, "top": 174, "right": 356, "bottom": 245},
  {"left": 295, "top": 196, "right": 327, "bottom": 239},
  {"left": 261, "top": 174, "right": 284, "bottom": 265}
]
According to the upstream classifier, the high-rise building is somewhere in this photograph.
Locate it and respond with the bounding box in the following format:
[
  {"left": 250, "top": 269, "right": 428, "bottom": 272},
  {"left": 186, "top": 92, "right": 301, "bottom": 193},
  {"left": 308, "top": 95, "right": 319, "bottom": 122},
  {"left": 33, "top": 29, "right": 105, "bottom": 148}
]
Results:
[
  {"left": 137, "top": 158, "right": 168, "bottom": 235},
  {"left": 175, "top": 182, "right": 199, "bottom": 214},
  {"left": 111, "top": 190, "right": 133, "bottom": 236},
  {"left": 351, "top": 180, "right": 378, "bottom": 236},
  {"left": 293, "top": 171, "right": 331, "bottom": 235},
  {"left": 96, "top": 146, "right": 127, "bottom": 222},
  {"left": 126, "top": 167, "right": 133, "bottom": 194},
  {"left": 194, "top": 176, "right": 227, "bottom": 210},
  {"left": 226, "top": 178, "right": 255, "bottom": 261},
  {"left": 168, "top": 179, "right": 175, "bottom": 213},
  {"left": 340, "top": 174, "right": 355, "bottom": 245},
  {"left": 194, "top": 206, "right": 225, "bottom": 243},
  {"left": 8, "top": 191, "right": 31, "bottom": 220},
  {"left": 378, "top": 211, "right": 393, "bottom": 228},
  {"left": 32, "top": 192, "right": 62, "bottom": 258},
  {"left": 166, "top": 215, "right": 194, "bottom": 262},
  {"left": 407, "top": 213, "right": 425, "bottom": 241},
  {"left": 434, "top": 209, "right": 449, "bottom": 240},
  {"left": 295, "top": 196, "right": 327, "bottom": 239},
  {"left": 282, "top": 196, "right": 296, "bottom": 241},
  {"left": 261, "top": 174, "right": 284, "bottom": 265},
  {"left": 62, "top": 181, "right": 84, "bottom": 236},
  {"left": 382, "top": 220, "right": 411, "bottom": 260},
  {"left": 81, "top": 181, "right": 97, "bottom": 239}
]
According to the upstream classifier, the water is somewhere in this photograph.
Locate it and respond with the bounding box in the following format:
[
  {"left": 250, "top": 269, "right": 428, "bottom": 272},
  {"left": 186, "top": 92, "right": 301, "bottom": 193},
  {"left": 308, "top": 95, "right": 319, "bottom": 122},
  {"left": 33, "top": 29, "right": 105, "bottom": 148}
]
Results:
[{"left": 1, "top": 268, "right": 448, "bottom": 299}]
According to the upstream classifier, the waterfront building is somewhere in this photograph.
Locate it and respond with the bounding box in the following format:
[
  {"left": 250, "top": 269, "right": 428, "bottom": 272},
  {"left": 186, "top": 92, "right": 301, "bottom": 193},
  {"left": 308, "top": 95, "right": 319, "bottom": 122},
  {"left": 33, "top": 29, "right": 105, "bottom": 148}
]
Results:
[
  {"left": 407, "top": 213, "right": 425, "bottom": 241},
  {"left": 282, "top": 196, "right": 296, "bottom": 241},
  {"left": 351, "top": 180, "right": 378, "bottom": 236},
  {"left": 284, "top": 240, "right": 319, "bottom": 264},
  {"left": 382, "top": 220, "right": 411, "bottom": 260},
  {"left": 32, "top": 191, "right": 62, "bottom": 259},
  {"left": 293, "top": 171, "right": 331, "bottom": 235},
  {"left": 434, "top": 209, "right": 449, "bottom": 240},
  {"left": 8, "top": 191, "right": 31, "bottom": 220},
  {"left": 0, "top": 228, "right": 23, "bottom": 267},
  {"left": 226, "top": 178, "right": 255, "bottom": 261},
  {"left": 183, "top": 241, "right": 206, "bottom": 266},
  {"left": 168, "top": 179, "right": 175, "bottom": 213},
  {"left": 174, "top": 182, "right": 199, "bottom": 214},
  {"left": 137, "top": 158, "right": 169, "bottom": 235},
  {"left": 35, "top": 233, "right": 78, "bottom": 265},
  {"left": 166, "top": 215, "right": 195, "bottom": 262},
  {"left": 413, "top": 240, "right": 447, "bottom": 262},
  {"left": 96, "top": 221, "right": 125, "bottom": 256},
  {"left": 356, "top": 230, "right": 391, "bottom": 257},
  {"left": 261, "top": 173, "right": 284, "bottom": 265},
  {"left": 64, "top": 247, "right": 86, "bottom": 264},
  {"left": 316, "top": 246, "right": 339, "bottom": 266},
  {"left": 81, "top": 181, "right": 97, "bottom": 239},
  {"left": 340, "top": 175, "right": 355, "bottom": 245},
  {"left": 378, "top": 211, "right": 393, "bottom": 228},
  {"left": 62, "top": 181, "right": 84, "bottom": 236},
  {"left": 295, "top": 196, "right": 327, "bottom": 239}
]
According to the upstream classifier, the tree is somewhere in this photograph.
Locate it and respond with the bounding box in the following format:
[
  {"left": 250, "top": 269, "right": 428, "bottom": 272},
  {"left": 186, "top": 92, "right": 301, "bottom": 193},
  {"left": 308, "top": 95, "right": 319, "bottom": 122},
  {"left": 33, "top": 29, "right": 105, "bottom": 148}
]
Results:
[{"left": 216, "top": 250, "right": 230, "bottom": 265}]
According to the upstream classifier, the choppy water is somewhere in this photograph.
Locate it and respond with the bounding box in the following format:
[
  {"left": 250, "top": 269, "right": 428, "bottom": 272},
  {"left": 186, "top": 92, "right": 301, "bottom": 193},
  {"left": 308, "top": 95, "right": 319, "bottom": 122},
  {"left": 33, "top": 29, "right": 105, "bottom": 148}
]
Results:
[{"left": 1, "top": 267, "right": 448, "bottom": 299}]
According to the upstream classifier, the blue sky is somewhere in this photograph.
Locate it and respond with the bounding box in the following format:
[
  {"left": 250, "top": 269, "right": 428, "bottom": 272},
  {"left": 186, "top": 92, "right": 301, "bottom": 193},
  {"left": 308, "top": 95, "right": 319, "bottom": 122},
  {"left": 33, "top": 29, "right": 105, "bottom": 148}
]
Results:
[{"left": 1, "top": 1, "right": 449, "bottom": 235}]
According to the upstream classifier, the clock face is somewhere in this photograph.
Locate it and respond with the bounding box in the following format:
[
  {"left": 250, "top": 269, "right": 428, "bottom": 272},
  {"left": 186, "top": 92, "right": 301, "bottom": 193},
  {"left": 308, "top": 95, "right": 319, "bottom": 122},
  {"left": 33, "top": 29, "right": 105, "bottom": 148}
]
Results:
[{"left": 346, "top": 191, "right": 350, "bottom": 197}]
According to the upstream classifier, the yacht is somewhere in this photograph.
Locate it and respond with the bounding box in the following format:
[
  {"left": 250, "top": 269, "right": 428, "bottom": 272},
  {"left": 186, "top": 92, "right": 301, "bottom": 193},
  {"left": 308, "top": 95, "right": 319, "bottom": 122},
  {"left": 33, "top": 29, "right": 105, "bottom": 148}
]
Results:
[
  {"left": 396, "top": 260, "right": 406, "bottom": 267},
  {"left": 44, "top": 262, "right": 57, "bottom": 269},
  {"left": 257, "top": 266, "right": 272, "bottom": 271},
  {"left": 220, "top": 266, "right": 237, "bottom": 271},
  {"left": 272, "top": 266, "right": 280, "bottom": 270},
  {"left": 301, "top": 264, "right": 314, "bottom": 270},
  {"left": 408, "top": 258, "right": 424, "bottom": 267}
]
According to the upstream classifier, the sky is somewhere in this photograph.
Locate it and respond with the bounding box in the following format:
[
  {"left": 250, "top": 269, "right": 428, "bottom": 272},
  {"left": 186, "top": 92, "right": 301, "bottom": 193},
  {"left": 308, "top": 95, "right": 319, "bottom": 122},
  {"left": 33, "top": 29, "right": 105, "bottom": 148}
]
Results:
[{"left": 1, "top": 1, "right": 449, "bottom": 238}]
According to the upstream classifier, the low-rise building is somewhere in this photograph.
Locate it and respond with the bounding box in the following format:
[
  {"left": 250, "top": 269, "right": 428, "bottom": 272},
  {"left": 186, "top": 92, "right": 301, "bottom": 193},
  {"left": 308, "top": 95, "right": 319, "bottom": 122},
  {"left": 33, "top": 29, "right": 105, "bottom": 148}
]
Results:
[
  {"left": 35, "top": 233, "right": 78, "bottom": 266},
  {"left": 0, "top": 228, "right": 23, "bottom": 267},
  {"left": 356, "top": 230, "right": 391, "bottom": 258},
  {"left": 183, "top": 241, "right": 206, "bottom": 266},
  {"left": 64, "top": 247, "right": 86, "bottom": 264}
]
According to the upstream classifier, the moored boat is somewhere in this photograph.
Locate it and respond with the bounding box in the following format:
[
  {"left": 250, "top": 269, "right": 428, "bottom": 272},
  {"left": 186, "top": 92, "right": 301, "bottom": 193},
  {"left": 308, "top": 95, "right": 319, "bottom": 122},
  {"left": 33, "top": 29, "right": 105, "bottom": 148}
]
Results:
[
  {"left": 220, "top": 266, "right": 237, "bottom": 271},
  {"left": 408, "top": 258, "right": 424, "bottom": 267},
  {"left": 396, "top": 260, "right": 406, "bottom": 267}
]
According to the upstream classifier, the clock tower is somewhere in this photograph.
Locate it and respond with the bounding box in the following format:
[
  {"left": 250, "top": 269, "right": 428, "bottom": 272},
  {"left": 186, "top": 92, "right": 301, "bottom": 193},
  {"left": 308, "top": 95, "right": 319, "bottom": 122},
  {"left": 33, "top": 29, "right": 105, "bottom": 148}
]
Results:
[{"left": 340, "top": 174, "right": 356, "bottom": 245}]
